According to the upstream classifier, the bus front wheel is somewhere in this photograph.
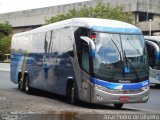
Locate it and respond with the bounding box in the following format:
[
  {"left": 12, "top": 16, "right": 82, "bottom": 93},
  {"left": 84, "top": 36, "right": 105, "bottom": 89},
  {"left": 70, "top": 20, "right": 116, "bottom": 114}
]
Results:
[
  {"left": 66, "top": 82, "right": 77, "bottom": 105},
  {"left": 114, "top": 103, "right": 123, "bottom": 109}
]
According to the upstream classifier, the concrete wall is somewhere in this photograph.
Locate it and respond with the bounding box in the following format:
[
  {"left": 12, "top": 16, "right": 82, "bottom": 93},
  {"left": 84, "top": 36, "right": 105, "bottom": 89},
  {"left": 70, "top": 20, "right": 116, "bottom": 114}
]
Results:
[
  {"left": 0, "top": 0, "right": 160, "bottom": 34},
  {"left": 0, "top": 1, "right": 90, "bottom": 27},
  {"left": 136, "top": 13, "right": 160, "bottom": 33},
  {"left": 0, "top": 0, "right": 159, "bottom": 28},
  {"left": 137, "top": 21, "right": 160, "bottom": 31},
  {"left": 153, "top": 15, "right": 160, "bottom": 21},
  {"left": 137, "top": 0, "right": 160, "bottom": 14},
  {"left": 12, "top": 26, "right": 40, "bottom": 34}
]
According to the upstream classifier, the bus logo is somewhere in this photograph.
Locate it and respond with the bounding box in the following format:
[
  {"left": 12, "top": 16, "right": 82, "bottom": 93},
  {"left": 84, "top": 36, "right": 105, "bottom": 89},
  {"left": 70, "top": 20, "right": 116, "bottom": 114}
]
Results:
[{"left": 43, "top": 55, "right": 60, "bottom": 66}]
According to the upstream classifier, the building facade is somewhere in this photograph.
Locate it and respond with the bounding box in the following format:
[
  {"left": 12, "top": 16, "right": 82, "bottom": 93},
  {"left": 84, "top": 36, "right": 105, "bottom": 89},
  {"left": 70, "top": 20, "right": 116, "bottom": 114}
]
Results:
[{"left": 0, "top": 0, "right": 160, "bottom": 35}]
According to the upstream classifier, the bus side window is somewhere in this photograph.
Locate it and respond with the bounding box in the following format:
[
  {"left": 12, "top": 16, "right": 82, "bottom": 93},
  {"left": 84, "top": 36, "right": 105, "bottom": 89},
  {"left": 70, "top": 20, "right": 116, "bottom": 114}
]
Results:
[
  {"left": 59, "top": 27, "right": 74, "bottom": 55},
  {"left": 74, "top": 27, "right": 89, "bottom": 66},
  {"left": 146, "top": 43, "right": 155, "bottom": 68}
]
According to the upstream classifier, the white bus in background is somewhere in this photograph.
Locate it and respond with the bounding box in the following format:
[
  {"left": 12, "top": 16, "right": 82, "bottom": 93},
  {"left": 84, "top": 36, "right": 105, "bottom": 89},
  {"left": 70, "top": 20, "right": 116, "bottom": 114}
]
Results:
[{"left": 145, "top": 36, "right": 160, "bottom": 87}]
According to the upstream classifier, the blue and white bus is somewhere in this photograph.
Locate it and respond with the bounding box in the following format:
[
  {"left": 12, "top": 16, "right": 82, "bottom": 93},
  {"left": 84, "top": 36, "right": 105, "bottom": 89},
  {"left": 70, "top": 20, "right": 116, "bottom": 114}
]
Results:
[
  {"left": 11, "top": 18, "right": 149, "bottom": 108},
  {"left": 145, "top": 36, "right": 160, "bottom": 87}
]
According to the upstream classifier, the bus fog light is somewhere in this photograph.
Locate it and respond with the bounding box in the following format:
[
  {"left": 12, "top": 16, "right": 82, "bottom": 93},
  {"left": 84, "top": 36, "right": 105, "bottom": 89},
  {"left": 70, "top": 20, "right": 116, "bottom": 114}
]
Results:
[
  {"left": 143, "top": 95, "right": 148, "bottom": 101},
  {"left": 96, "top": 94, "right": 103, "bottom": 100}
]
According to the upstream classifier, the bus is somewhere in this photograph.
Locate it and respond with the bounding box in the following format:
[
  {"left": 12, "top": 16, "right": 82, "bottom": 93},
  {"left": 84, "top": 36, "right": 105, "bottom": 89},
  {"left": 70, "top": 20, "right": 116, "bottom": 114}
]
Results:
[
  {"left": 10, "top": 18, "right": 149, "bottom": 108},
  {"left": 145, "top": 36, "right": 160, "bottom": 87}
]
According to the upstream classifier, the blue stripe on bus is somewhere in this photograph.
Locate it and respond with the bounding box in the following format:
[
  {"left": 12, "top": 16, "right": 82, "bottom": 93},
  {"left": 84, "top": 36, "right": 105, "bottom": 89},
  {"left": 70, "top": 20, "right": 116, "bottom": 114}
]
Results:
[
  {"left": 90, "top": 77, "right": 149, "bottom": 90},
  {"left": 91, "top": 26, "right": 142, "bottom": 34}
]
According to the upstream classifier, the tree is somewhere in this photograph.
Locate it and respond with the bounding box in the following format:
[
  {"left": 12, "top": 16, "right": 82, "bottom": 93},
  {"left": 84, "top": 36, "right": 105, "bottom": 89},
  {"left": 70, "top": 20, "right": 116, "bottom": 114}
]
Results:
[
  {"left": 0, "top": 36, "right": 11, "bottom": 54},
  {"left": 46, "top": 3, "right": 132, "bottom": 24},
  {"left": 0, "top": 23, "right": 12, "bottom": 60},
  {"left": 0, "top": 23, "right": 12, "bottom": 36}
]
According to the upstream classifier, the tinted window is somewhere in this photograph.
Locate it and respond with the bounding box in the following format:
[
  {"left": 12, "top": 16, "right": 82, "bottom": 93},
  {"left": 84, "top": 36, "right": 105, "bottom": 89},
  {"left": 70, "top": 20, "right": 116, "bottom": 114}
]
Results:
[
  {"left": 30, "top": 32, "right": 45, "bottom": 53},
  {"left": 59, "top": 27, "right": 73, "bottom": 53},
  {"left": 12, "top": 35, "right": 30, "bottom": 53},
  {"left": 51, "top": 27, "right": 74, "bottom": 53},
  {"left": 44, "top": 31, "right": 52, "bottom": 53}
]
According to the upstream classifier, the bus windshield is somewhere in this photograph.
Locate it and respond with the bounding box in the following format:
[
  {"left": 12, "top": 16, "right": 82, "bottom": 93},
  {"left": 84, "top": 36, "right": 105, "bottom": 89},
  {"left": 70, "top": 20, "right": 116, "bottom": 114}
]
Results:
[{"left": 93, "top": 32, "right": 148, "bottom": 82}]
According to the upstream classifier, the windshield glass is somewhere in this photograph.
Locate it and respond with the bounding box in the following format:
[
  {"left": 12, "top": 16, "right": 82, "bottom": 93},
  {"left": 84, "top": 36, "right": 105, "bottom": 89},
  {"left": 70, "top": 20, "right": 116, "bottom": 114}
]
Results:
[{"left": 93, "top": 32, "right": 148, "bottom": 81}]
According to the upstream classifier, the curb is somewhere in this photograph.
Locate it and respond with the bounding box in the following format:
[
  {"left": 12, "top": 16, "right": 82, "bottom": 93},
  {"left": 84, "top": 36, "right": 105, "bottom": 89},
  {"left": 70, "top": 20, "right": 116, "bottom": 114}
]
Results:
[
  {"left": 0, "top": 63, "right": 10, "bottom": 72},
  {"left": 0, "top": 69, "right": 10, "bottom": 72}
]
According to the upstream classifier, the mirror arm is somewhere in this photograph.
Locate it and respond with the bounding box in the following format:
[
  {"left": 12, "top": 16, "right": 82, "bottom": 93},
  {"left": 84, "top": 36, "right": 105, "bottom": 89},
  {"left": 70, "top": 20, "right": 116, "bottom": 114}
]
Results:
[{"left": 80, "top": 36, "right": 96, "bottom": 57}]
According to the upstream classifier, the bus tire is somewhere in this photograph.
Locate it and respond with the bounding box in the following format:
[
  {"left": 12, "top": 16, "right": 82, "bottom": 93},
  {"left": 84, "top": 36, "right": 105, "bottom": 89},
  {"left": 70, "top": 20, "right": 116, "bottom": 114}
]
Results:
[
  {"left": 24, "top": 75, "right": 32, "bottom": 94},
  {"left": 156, "top": 84, "right": 160, "bottom": 87},
  {"left": 114, "top": 103, "right": 123, "bottom": 109},
  {"left": 18, "top": 79, "right": 25, "bottom": 91},
  {"left": 18, "top": 79, "right": 21, "bottom": 89},
  {"left": 66, "top": 81, "right": 77, "bottom": 105},
  {"left": 71, "top": 84, "right": 77, "bottom": 104}
]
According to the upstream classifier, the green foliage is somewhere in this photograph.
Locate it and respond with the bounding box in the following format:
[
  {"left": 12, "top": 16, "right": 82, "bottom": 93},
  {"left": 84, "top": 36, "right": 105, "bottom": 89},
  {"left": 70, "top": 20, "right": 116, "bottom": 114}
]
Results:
[
  {"left": 46, "top": 3, "right": 132, "bottom": 24},
  {"left": 0, "top": 36, "right": 11, "bottom": 54},
  {"left": 0, "top": 23, "right": 12, "bottom": 36},
  {"left": 0, "top": 23, "right": 12, "bottom": 56}
]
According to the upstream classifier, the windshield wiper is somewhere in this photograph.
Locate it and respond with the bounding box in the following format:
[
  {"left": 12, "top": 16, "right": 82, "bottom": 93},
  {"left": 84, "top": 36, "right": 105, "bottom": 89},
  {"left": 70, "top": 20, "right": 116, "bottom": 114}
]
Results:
[
  {"left": 119, "top": 35, "right": 140, "bottom": 79},
  {"left": 109, "top": 34, "right": 124, "bottom": 74},
  {"left": 127, "top": 38, "right": 142, "bottom": 56},
  {"left": 127, "top": 38, "right": 148, "bottom": 72},
  {"left": 123, "top": 51, "right": 140, "bottom": 81}
]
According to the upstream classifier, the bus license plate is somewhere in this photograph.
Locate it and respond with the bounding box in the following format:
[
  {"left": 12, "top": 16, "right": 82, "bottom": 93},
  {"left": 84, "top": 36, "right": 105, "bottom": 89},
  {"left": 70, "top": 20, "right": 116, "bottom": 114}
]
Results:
[{"left": 119, "top": 96, "right": 130, "bottom": 101}]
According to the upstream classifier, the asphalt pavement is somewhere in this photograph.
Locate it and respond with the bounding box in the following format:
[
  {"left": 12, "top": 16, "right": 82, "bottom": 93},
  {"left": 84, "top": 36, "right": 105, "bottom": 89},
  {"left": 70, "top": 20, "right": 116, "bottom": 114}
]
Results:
[{"left": 0, "top": 62, "right": 160, "bottom": 120}]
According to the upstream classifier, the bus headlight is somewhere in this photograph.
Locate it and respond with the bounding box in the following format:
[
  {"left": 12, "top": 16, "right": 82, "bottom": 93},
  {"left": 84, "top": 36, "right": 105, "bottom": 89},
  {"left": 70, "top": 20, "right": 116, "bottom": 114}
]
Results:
[
  {"left": 95, "top": 84, "right": 109, "bottom": 92},
  {"left": 141, "top": 85, "right": 149, "bottom": 91},
  {"left": 95, "top": 84, "right": 149, "bottom": 94}
]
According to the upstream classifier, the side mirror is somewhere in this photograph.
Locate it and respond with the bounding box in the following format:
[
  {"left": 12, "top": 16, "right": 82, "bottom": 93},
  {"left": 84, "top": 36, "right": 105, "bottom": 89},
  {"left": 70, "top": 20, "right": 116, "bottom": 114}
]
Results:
[{"left": 80, "top": 36, "right": 96, "bottom": 57}]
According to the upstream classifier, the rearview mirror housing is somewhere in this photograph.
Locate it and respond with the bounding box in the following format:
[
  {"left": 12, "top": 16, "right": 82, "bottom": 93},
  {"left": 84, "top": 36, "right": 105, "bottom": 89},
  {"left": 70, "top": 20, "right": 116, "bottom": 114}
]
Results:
[{"left": 80, "top": 36, "right": 96, "bottom": 57}]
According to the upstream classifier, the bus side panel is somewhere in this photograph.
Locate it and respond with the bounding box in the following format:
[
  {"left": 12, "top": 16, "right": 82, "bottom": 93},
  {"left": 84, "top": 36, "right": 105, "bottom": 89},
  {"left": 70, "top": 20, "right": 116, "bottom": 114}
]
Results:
[
  {"left": 25, "top": 53, "right": 46, "bottom": 90},
  {"left": 23, "top": 53, "right": 56, "bottom": 92},
  {"left": 26, "top": 53, "right": 75, "bottom": 96},
  {"left": 53, "top": 53, "right": 75, "bottom": 95}
]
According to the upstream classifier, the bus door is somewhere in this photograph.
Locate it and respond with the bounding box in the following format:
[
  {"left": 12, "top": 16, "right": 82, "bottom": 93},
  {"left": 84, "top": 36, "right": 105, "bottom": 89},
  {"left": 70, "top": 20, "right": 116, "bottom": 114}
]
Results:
[
  {"left": 80, "top": 43, "right": 91, "bottom": 102},
  {"left": 80, "top": 36, "right": 96, "bottom": 102},
  {"left": 145, "top": 40, "right": 160, "bottom": 83}
]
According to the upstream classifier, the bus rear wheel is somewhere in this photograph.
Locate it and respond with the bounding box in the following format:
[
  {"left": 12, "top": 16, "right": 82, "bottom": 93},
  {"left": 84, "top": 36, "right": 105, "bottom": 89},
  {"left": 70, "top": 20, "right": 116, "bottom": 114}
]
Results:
[
  {"left": 18, "top": 79, "right": 24, "bottom": 91},
  {"left": 114, "top": 103, "right": 123, "bottom": 109},
  {"left": 24, "top": 75, "right": 32, "bottom": 94},
  {"left": 156, "top": 84, "right": 160, "bottom": 87}
]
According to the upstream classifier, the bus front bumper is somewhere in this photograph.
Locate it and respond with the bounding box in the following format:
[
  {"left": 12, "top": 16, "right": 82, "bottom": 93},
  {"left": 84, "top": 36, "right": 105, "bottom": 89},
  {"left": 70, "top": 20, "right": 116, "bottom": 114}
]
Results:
[{"left": 90, "top": 85, "right": 149, "bottom": 104}]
